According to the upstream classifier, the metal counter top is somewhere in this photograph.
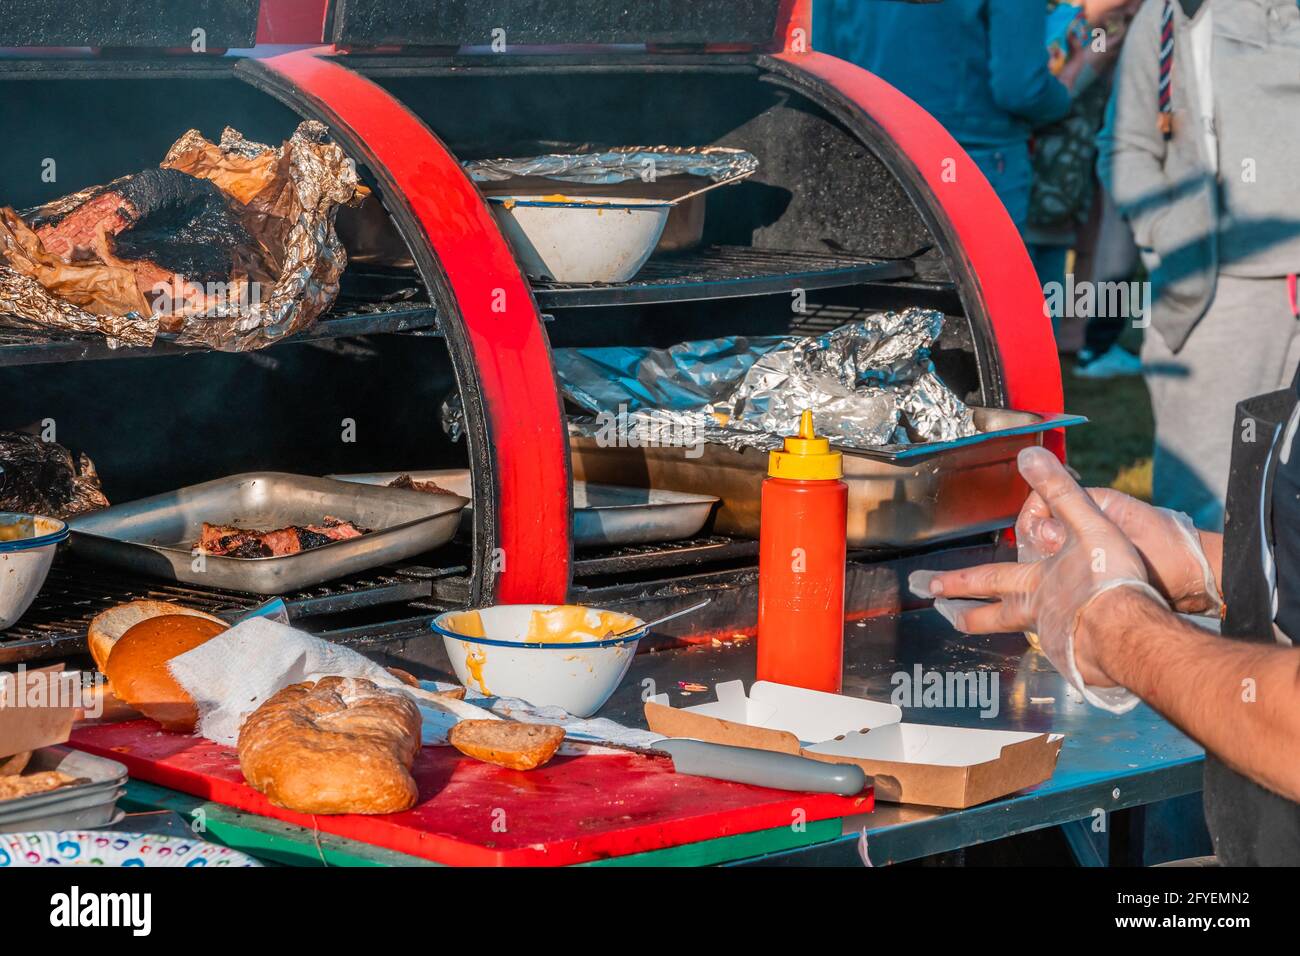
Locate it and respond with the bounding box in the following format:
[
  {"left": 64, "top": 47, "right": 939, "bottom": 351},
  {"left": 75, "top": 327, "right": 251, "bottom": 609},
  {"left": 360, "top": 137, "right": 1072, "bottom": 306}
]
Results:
[
  {"left": 594, "top": 607, "right": 1206, "bottom": 865},
  {"left": 108, "top": 602, "right": 1206, "bottom": 867}
]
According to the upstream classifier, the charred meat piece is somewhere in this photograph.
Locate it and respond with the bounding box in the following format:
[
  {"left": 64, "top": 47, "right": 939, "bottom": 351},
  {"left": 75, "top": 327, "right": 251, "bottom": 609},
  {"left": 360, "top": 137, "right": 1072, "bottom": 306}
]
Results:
[
  {"left": 31, "top": 192, "right": 135, "bottom": 261},
  {"left": 196, "top": 516, "right": 369, "bottom": 558},
  {"left": 23, "top": 168, "right": 259, "bottom": 319},
  {"left": 387, "top": 474, "right": 457, "bottom": 496},
  {"left": 198, "top": 525, "right": 273, "bottom": 558},
  {"left": 28, "top": 168, "right": 254, "bottom": 284},
  {"left": 0, "top": 431, "right": 110, "bottom": 519},
  {"left": 307, "top": 517, "right": 366, "bottom": 541}
]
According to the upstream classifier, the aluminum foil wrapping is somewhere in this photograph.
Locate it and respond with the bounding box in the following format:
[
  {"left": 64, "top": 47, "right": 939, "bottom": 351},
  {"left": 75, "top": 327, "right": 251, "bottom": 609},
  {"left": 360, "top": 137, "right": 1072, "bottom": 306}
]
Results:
[
  {"left": 440, "top": 393, "right": 465, "bottom": 444},
  {"left": 558, "top": 308, "right": 977, "bottom": 452},
  {"left": 0, "top": 121, "right": 368, "bottom": 352},
  {"left": 558, "top": 334, "right": 788, "bottom": 415},
  {"left": 0, "top": 266, "right": 158, "bottom": 347},
  {"left": 463, "top": 146, "right": 758, "bottom": 185}
]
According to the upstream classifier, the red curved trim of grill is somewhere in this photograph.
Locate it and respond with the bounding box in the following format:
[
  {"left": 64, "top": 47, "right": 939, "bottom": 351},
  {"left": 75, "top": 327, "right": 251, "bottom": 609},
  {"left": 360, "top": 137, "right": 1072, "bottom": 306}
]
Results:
[
  {"left": 774, "top": 0, "right": 813, "bottom": 53},
  {"left": 251, "top": 48, "right": 572, "bottom": 602},
  {"left": 772, "top": 51, "right": 1066, "bottom": 459}
]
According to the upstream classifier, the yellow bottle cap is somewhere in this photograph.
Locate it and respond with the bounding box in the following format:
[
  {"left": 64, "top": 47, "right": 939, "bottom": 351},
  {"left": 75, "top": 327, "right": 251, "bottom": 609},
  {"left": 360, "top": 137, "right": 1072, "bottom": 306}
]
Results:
[{"left": 767, "top": 410, "right": 843, "bottom": 480}]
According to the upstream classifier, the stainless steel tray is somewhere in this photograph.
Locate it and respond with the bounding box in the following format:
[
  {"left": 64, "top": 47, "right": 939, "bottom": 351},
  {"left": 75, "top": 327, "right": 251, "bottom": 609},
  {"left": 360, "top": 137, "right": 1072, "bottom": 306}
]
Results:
[
  {"left": 329, "top": 469, "right": 719, "bottom": 547},
  {"left": 68, "top": 473, "right": 468, "bottom": 595},
  {"left": 0, "top": 786, "right": 125, "bottom": 825},
  {"left": 0, "top": 746, "right": 127, "bottom": 819},
  {"left": 570, "top": 409, "right": 1086, "bottom": 549},
  {"left": 0, "top": 804, "right": 125, "bottom": 833}
]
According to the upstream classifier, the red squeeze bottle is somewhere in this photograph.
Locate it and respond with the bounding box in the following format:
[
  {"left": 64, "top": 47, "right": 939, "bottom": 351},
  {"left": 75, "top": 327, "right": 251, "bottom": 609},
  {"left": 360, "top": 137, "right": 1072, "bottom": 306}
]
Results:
[{"left": 757, "top": 410, "right": 848, "bottom": 693}]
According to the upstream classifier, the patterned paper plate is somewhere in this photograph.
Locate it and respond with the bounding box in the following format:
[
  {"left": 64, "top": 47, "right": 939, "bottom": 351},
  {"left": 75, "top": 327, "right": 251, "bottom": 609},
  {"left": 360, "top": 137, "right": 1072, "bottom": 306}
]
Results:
[{"left": 0, "top": 831, "right": 262, "bottom": 867}]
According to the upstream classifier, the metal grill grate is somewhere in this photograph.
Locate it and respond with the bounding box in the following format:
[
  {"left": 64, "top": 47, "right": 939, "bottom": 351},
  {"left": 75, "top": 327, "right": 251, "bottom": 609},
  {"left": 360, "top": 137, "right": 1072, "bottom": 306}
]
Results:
[
  {"left": 0, "top": 300, "right": 439, "bottom": 368},
  {"left": 573, "top": 535, "right": 758, "bottom": 577},
  {"left": 0, "top": 556, "right": 444, "bottom": 665},
  {"left": 532, "top": 245, "right": 915, "bottom": 308}
]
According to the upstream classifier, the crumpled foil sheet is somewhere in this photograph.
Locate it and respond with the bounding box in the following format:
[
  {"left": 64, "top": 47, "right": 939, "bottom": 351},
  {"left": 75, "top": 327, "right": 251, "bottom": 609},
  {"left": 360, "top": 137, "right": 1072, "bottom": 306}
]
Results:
[
  {"left": 463, "top": 146, "right": 758, "bottom": 185},
  {"left": 0, "top": 266, "right": 158, "bottom": 347},
  {"left": 440, "top": 393, "right": 465, "bottom": 444},
  {"left": 558, "top": 308, "right": 977, "bottom": 452},
  {"left": 0, "top": 120, "right": 368, "bottom": 351},
  {"left": 557, "top": 334, "right": 788, "bottom": 415}
]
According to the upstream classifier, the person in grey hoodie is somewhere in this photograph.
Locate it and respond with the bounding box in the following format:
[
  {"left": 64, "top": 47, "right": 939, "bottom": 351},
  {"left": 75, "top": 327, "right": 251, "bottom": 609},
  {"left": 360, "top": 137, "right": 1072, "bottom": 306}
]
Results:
[{"left": 1098, "top": 0, "right": 1300, "bottom": 529}]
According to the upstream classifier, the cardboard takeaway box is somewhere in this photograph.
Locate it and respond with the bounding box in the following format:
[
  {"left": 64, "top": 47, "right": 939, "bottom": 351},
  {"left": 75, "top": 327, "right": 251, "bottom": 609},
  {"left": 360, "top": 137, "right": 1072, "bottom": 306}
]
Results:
[
  {"left": 645, "top": 680, "right": 1064, "bottom": 809},
  {"left": 0, "top": 665, "right": 79, "bottom": 761}
]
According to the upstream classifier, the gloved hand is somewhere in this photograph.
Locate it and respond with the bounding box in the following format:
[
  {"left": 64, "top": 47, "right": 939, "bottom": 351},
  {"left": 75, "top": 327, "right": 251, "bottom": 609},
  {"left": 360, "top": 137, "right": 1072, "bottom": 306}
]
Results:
[
  {"left": 1016, "top": 486, "right": 1221, "bottom": 616},
  {"left": 910, "top": 446, "right": 1167, "bottom": 713}
]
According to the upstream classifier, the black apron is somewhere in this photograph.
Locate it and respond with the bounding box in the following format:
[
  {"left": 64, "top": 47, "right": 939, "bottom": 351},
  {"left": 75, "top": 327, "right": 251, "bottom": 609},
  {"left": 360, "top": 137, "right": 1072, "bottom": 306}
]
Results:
[{"left": 1205, "top": 372, "right": 1300, "bottom": 865}]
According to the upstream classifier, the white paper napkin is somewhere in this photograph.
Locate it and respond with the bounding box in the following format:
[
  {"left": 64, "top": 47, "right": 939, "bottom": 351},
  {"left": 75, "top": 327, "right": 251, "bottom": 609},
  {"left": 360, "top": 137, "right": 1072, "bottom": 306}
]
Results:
[{"left": 168, "top": 617, "right": 413, "bottom": 746}]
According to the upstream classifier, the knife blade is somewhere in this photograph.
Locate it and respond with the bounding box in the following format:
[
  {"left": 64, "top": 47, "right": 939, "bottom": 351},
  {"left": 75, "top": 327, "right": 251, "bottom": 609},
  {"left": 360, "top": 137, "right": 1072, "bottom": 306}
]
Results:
[{"left": 563, "top": 736, "right": 868, "bottom": 797}]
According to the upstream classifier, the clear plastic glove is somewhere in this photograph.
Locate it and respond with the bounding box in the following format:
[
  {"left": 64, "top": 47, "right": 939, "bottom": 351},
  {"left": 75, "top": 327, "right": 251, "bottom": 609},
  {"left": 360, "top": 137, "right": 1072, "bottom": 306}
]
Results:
[
  {"left": 910, "top": 446, "right": 1167, "bottom": 713},
  {"left": 1016, "top": 487, "right": 1221, "bottom": 616}
]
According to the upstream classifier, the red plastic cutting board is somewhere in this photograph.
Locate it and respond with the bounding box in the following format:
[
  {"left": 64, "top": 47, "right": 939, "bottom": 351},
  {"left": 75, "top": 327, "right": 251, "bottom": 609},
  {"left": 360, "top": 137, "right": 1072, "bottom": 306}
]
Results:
[{"left": 70, "top": 721, "right": 872, "bottom": 865}]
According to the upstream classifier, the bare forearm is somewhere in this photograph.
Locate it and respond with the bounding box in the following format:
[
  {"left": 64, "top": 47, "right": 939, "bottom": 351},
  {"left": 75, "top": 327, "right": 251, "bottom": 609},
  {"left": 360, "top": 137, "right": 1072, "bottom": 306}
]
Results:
[{"left": 1082, "top": 587, "right": 1300, "bottom": 801}]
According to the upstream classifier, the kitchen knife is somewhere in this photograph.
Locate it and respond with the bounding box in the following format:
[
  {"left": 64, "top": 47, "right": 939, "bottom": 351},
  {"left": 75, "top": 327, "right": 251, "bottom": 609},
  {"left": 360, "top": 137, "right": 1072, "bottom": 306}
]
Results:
[
  {"left": 564, "top": 736, "right": 868, "bottom": 797},
  {"left": 413, "top": 690, "right": 868, "bottom": 796}
]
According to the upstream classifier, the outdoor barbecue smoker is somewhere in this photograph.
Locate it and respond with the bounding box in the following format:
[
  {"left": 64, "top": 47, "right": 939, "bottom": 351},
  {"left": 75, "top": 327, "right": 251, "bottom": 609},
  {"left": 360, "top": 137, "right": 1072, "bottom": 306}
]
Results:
[{"left": 0, "top": 0, "right": 1069, "bottom": 671}]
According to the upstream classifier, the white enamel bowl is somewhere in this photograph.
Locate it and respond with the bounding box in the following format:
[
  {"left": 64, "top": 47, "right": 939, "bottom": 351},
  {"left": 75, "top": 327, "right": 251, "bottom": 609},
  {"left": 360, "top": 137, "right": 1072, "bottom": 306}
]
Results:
[
  {"left": 0, "top": 513, "right": 67, "bottom": 629},
  {"left": 487, "top": 196, "right": 671, "bottom": 283},
  {"left": 431, "top": 604, "right": 646, "bottom": 718}
]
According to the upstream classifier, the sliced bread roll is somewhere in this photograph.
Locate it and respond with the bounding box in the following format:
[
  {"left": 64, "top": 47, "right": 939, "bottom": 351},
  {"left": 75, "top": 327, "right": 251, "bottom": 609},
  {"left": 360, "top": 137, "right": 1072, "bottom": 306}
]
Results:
[
  {"left": 103, "top": 614, "right": 228, "bottom": 732},
  {"left": 88, "top": 600, "right": 225, "bottom": 673},
  {"left": 447, "top": 719, "right": 565, "bottom": 771}
]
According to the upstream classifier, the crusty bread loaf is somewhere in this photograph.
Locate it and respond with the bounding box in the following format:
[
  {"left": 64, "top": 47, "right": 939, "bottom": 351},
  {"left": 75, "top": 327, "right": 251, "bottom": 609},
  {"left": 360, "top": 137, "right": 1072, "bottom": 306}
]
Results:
[
  {"left": 88, "top": 600, "right": 225, "bottom": 674},
  {"left": 102, "top": 614, "right": 227, "bottom": 732},
  {"left": 448, "top": 719, "right": 565, "bottom": 771},
  {"left": 238, "top": 677, "right": 422, "bottom": 815}
]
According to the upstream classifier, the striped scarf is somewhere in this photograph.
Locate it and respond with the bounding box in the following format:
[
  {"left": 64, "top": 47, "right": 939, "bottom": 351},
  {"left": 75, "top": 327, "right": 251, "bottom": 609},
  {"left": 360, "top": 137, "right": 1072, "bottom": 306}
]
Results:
[{"left": 1158, "top": 0, "right": 1175, "bottom": 138}]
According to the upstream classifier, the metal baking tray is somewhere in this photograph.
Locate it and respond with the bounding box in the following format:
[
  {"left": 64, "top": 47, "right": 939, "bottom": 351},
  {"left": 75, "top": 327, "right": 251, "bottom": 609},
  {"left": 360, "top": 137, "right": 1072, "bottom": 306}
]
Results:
[
  {"left": 0, "top": 803, "right": 126, "bottom": 833},
  {"left": 570, "top": 408, "right": 1086, "bottom": 549},
  {"left": 0, "top": 746, "right": 126, "bottom": 819},
  {"left": 0, "top": 787, "right": 125, "bottom": 827},
  {"left": 68, "top": 473, "right": 468, "bottom": 595},
  {"left": 329, "top": 469, "right": 719, "bottom": 548}
]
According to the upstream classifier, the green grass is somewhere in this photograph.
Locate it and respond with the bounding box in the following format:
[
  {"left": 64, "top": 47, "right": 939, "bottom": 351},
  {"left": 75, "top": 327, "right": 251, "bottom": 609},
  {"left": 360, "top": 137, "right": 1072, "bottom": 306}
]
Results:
[{"left": 1060, "top": 355, "right": 1154, "bottom": 499}]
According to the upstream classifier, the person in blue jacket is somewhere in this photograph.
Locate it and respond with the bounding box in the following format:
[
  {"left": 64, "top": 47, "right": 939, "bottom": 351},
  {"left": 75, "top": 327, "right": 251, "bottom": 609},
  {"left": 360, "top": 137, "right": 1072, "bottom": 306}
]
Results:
[{"left": 814, "top": 0, "right": 1092, "bottom": 231}]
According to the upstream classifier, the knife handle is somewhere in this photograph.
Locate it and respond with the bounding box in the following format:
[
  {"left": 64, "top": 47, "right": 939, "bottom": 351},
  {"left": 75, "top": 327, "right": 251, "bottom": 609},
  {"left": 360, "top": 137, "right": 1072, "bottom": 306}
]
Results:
[{"left": 655, "top": 738, "right": 867, "bottom": 796}]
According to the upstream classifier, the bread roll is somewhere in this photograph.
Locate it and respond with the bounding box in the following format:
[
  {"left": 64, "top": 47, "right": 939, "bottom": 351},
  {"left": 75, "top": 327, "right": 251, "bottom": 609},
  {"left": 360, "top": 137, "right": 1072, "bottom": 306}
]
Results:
[
  {"left": 238, "top": 677, "right": 422, "bottom": 815},
  {"left": 448, "top": 719, "right": 565, "bottom": 771},
  {"left": 88, "top": 600, "right": 225, "bottom": 673},
  {"left": 102, "top": 614, "right": 227, "bottom": 732}
]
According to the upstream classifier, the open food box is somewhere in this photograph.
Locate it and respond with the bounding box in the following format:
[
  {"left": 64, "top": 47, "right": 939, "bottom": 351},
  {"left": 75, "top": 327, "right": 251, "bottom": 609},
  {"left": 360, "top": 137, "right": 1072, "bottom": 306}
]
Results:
[
  {"left": 0, "top": 665, "right": 78, "bottom": 759},
  {"left": 645, "top": 681, "right": 1063, "bottom": 809}
]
